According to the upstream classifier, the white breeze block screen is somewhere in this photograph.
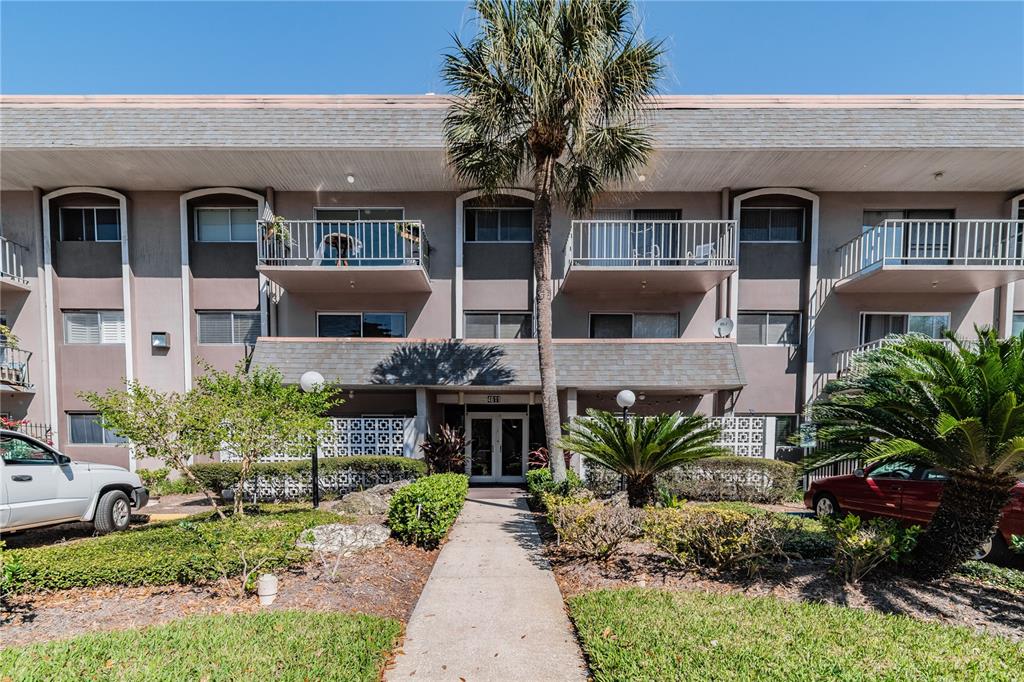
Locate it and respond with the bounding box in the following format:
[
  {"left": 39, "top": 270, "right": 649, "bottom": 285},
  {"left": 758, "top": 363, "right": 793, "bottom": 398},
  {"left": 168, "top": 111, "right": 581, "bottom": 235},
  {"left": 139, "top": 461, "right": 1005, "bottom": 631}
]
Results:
[
  {"left": 222, "top": 417, "right": 414, "bottom": 463},
  {"left": 709, "top": 416, "right": 767, "bottom": 457}
]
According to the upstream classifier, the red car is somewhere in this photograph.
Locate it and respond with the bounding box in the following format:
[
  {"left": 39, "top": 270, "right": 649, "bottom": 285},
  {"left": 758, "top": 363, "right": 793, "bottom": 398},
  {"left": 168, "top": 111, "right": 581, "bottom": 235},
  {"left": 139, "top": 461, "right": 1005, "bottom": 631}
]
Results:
[{"left": 805, "top": 461, "right": 1024, "bottom": 564}]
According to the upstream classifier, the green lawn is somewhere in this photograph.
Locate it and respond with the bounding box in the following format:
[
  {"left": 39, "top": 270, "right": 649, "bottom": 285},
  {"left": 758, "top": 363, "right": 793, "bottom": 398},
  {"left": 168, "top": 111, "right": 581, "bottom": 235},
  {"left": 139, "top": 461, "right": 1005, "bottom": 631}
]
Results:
[
  {"left": 569, "top": 589, "right": 1024, "bottom": 681},
  {"left": 4, "top": 504, "right": 343, "bottom": 592},
  {"left": 0, "top": 611, "right": 401, "bottom": 682}
]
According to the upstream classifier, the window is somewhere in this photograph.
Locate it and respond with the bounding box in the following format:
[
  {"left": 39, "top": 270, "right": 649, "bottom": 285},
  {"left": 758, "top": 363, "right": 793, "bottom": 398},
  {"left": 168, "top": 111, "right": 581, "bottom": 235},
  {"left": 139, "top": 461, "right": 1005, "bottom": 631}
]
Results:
[
  {"left": 197, "top": 311, "right": 260, "bottom": 345},
  {"left": 1013, "top": 313, "right": 1024, "bottom": 337},
  {"left": 739, "top": 207, "right": 803, "bottom": 242},
  {"left": 63, "top": 311, "right": 125, "bottom": 344},
  {"left": 737, "top": 312, "right": 801, "bottom": 345},
  {"left": 589, "top": 313, "right": 679, "bottom": 339},
  {"left": 195, "top": 207, "right": 258, "bottom": 242},
  {"left": 1, "top": 433, "right": 55, "bottom": 464},
  {"left": 315, "top": 208, "right": 404, "bottom": 222},
  {"left": 317, "top": 313, "right": 406, "bottom": 338},
  {"left": 59, "top": 207, "right": 121, "bottom": 242},
  {"left": 465, "top": 312, "right": 533, "bottom": 339},
  {"left": 465, "top": 208, "right": 532, "bottom": 242},
  {"left": 868, "top": 461, "right": 915, "bottom": 480},
  {"left": 860, "top": 313, "right": 949, "bottom": 345},
  {"left": 68, "top": 413, "right": 127, "bottom": 445}
]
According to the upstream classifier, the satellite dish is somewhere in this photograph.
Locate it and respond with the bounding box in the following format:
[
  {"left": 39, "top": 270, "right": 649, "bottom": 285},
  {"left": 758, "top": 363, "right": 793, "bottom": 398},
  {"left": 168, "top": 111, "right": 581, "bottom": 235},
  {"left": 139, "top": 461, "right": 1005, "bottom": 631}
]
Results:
[{"left": 713, "top": 318, "right": 735, "bottom": 338}]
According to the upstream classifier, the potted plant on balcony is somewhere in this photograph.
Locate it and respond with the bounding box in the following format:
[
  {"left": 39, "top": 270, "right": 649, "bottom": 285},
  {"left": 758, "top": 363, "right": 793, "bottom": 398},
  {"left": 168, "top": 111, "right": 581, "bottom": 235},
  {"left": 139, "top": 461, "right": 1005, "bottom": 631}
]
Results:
[
  {"left": 394, "top": 221, "right": 421, "bottom": 244},
  {"left": 261, "top": 215, "right": 292, "bottom": 265},
  {"left": 0, "top": 324, "right": 18, "bottom": 349}
]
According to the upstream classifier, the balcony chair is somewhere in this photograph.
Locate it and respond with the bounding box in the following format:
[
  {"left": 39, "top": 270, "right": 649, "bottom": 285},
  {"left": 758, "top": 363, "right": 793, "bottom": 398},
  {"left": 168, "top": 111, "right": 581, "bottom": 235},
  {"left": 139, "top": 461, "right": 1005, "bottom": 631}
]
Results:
[{"left": 313, "top": 232, "right": 363, "bottom": 267}]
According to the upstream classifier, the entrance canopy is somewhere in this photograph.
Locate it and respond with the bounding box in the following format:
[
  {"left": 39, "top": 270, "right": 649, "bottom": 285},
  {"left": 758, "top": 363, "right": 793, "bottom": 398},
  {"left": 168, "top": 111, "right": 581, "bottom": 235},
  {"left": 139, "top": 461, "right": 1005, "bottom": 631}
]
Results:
[{"left": 250, "top": 337, "right": 745, "bottom": 392}]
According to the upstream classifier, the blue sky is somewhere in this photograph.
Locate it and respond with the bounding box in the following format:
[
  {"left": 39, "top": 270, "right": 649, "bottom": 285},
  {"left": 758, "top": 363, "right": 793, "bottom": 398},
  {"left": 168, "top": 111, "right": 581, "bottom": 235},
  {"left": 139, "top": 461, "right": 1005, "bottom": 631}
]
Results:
[{"left": 2, "top": 1, "right": 1021, "bottom": 94}]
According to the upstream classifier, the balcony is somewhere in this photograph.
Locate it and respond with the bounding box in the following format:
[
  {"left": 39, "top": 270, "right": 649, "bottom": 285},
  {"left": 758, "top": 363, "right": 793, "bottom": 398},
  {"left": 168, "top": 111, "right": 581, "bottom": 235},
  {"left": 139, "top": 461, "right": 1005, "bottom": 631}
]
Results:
[
  {"left": 0, "top": 344, "right": 33, "bottom": 392},
  {"left": 0, "top": 236, "right": 31, "bottom": 293},
  {"left": 256, "top": 220, "right": 431, "bottom": 293},
  {"left": 562, "top": 220, "right": 738, "bottom": 294},
  {"left": 835, "top": 219, "right": 1024, "bottom": 293},
  {"left": 832, "top": 336, "right": 960, "bottom": 376}
]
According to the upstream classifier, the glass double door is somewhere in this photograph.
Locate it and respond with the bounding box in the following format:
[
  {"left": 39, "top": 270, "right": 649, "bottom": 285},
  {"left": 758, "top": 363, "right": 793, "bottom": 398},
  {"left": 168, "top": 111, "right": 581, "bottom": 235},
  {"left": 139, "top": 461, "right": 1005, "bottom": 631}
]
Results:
[{"left": 466, "top": 413, "right": 528, "bottom": 483}]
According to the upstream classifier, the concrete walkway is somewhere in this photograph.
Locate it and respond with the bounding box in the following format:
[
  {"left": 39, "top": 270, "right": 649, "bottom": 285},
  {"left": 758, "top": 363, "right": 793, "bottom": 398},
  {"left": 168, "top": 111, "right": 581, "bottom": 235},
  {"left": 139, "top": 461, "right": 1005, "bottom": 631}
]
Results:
[{"left": 387, "top": 488, "right": 588, "bottom": 681}]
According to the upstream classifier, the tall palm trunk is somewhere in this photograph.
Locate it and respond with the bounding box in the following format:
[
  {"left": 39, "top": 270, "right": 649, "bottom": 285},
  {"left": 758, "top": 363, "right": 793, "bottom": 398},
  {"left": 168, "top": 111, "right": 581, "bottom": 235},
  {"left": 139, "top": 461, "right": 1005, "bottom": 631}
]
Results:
[
  {"left": 533, "top": 152, "right": 567, "bottom": 483},
  {"left": 909, "top": 469, "right": 1015, "bottom": 580}
]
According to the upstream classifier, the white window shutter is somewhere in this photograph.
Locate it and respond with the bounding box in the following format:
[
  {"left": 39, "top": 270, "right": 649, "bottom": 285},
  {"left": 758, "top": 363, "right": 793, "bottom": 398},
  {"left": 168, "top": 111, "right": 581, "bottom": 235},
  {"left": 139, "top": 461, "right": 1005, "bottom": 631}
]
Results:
[
  {"left": 64, "top": 312, "right": 101, "bottom": 344},
  {"left": 198, "top": 313, "right": 234, "bottom": 344},
  {"left": 99, "top": 311, "right": 125, "bottom": 343}
]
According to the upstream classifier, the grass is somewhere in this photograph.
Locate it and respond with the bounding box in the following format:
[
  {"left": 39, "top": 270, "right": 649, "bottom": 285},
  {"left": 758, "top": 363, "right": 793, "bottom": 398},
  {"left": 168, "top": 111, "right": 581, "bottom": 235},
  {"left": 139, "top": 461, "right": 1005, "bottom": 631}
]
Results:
[
  {"left": 0, "top": 611, "right": 401, "bottom": 682},
  {"left": 569, "top": 589, "right": 1024, "bottom": 681},
  {"left": 4, "top": 504, "right": 344, "bottom": 592},
  {"left": 956, "top": 561, "right": 1024, "bottom": 593}
]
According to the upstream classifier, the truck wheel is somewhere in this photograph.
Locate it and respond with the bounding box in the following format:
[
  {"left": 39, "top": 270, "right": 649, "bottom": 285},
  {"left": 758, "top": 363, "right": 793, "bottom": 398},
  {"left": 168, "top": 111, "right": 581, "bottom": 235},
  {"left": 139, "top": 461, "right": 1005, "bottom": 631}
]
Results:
[{"left": 94, "top": 490, "right": 131, "bottom": 534}]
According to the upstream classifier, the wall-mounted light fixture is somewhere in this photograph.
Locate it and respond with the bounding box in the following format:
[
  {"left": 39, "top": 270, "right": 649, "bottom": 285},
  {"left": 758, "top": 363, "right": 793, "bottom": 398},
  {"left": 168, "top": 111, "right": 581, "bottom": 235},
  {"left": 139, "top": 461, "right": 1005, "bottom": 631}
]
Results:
[{"left": 151, "top": 332, "right": 170, "bottom": 349}]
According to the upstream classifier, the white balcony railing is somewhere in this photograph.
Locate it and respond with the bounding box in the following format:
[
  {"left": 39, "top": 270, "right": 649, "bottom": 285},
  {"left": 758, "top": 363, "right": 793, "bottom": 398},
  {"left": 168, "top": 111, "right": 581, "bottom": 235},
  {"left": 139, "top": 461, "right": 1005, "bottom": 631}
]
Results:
[
  {"left": 0, "top": 344, "right": 32, "bottom": 388},
  {"left": 837, "top": 219, "right": 1024, "bottom": 281},
  {"left": 566, "top": 220, "right": 737, "bottom": 270},
  {"left": 833, "top": 336, "right": 961, "bottom": 375},
  {"left": 257, "top": 220, "right": 429, "bottom": 272},
  {"left": 0, "top": 236, "right": 30, "bottom": 286}
]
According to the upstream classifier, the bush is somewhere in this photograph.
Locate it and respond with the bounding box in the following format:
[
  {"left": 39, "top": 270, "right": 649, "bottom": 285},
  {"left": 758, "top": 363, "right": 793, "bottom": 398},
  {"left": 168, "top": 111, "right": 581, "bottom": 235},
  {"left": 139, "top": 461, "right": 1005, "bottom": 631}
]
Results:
[
  {"left": 138, "top": 467, "right": 200, "bottom": 496},
  {"left": 420, "top": 424, "right": 466, "bottom": 474},
  {"left": 189, "top": 456, "right": 427, "bottom": 498},
  {"left": 388, "top": 473, "right": 468, "bottom": 547},
  {"left": 823, "top": 514, "right": 919, "bottom": 584},
  {"left": 526, "top": 467, "right": 584, "bottom": 504},
  {"left": 957, "top": 561, "right": 1024, "bottom": 593},
  {"left": 4, "top": 506, "right": 339, "bottom": 592},
  {"left": 0, "top": 611, "right": 401, "bottom": 682},
  {"left": 587, "top": 456, "right": 799, "bottom": 504},
  {"left": 545, "top": 496, "right": 641, "bottom": 560},
  {"left": 644, "top": 506, "right": 796, "bottom": 575}
]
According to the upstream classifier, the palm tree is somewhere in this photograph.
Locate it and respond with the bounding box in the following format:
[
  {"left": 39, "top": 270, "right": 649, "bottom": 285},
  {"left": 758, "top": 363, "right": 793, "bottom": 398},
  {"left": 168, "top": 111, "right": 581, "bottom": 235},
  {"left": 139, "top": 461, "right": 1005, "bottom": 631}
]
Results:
[
  {"left": 808, "top": 329, "right": 1024, "bottom": 579},
  {"left": 559, "top": 410, "right": 726, "bottom": 506},
  {"left": 442, "top": 0, "right": 663, "bottom": 483}
]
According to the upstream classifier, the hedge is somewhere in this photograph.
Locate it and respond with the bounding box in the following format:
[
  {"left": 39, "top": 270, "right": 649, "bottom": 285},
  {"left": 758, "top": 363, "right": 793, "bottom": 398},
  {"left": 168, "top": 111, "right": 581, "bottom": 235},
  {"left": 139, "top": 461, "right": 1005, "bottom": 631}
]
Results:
[
  {"left": 189, "top": 456, "right": 427, "bottom": 500},
  {"left": 4, "top": 505, "right": 339, "bottom": 592},
  {"left": 388, "top": 473, "right": 468, "bottom": 547},
  {"left": 586, "top": 456, "right": 799, "bottom": 504}
]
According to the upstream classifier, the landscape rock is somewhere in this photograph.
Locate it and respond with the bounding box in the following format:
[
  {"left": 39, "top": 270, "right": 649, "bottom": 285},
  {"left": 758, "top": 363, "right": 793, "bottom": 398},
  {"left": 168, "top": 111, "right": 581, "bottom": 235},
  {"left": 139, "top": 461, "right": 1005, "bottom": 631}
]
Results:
[
  {"left": 327, "top": 478, "right": 413, "bottom": 515},
  {"left": 296, "top": 522, "right": 390, "bottom": 555}
]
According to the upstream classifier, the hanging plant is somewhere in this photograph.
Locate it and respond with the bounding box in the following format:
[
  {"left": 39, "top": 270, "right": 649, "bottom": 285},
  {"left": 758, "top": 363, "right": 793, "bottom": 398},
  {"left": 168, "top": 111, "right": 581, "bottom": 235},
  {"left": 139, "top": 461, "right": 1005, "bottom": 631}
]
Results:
[{"left": 0, "top": 324, "right": 18, "bottom": 348}]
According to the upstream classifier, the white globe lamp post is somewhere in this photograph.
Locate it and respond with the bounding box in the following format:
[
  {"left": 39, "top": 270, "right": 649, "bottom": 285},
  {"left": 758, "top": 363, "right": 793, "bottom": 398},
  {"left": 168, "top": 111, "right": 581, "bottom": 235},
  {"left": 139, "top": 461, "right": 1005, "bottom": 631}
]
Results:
[
  {"left": 616, "top": 389, "right": 636, "bottom": 421},
  {"left": 299, "top": 371, "right": 325, "bottom": 507}
]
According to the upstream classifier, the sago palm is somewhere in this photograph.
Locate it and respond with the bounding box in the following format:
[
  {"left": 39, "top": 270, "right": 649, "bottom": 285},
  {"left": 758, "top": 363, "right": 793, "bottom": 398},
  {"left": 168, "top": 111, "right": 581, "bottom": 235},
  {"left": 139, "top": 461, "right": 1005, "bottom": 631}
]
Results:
[
  {"left": 808, "top": 329, "right": 1024, "bottom": 579},
  {"left": 443, "top": 0, "right": 663, "bottom": 483},
  {"left": 559, "top": 410, "right": 726, "bottom": 506}
]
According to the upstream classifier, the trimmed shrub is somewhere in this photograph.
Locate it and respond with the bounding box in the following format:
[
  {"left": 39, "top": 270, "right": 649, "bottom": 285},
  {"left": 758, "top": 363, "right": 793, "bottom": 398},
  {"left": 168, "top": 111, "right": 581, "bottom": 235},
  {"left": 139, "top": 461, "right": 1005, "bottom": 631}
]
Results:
[
  {"left": 545, "top": 495, "right": 641, "bottom": 560},
  {"left": 587, "top": 456, "right": 799, "bottom": 504},
  {"left": 526, "top": 467, "right": 584, "bottom": 505},
  {"left": 388, "top": 473, "right": 468, "bottom": 547},
  {"left": 644, "top": 505, "right": 797, "bottom": 575},
  {"left": 4, "top": 506, "right": 339, "bottom": 592},
  {"left": 189, "top": 456, "right": 427, "bottom": 500},
  {"left": 138, "top": 467, "right": 200, "bottom": 496},
  {"left": 824, "top": 514, "right": 919, "bottom": 583}
]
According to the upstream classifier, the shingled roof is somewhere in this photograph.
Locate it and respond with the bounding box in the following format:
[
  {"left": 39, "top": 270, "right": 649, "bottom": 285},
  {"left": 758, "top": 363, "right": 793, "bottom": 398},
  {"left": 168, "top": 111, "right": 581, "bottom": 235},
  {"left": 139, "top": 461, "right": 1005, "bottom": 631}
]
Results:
[
  {"left": 2, "top": 95, "right": 1020, "bottom": 150},
  {"left": 249, "top": 337, "right": 745, "bottom": 392}
]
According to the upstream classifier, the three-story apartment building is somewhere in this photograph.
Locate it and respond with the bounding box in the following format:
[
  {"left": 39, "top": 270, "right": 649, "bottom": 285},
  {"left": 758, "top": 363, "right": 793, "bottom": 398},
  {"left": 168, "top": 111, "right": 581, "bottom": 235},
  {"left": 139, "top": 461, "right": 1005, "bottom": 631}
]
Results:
[{"left": 1, "top": 95, "right": 1021, "bottom": 482}]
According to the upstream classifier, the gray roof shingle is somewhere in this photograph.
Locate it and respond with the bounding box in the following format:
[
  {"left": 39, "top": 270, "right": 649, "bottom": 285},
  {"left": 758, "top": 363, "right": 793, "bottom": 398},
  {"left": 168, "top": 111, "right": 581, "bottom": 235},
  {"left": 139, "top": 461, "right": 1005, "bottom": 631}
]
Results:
[{"left": 249, "top": 338, "right": 745, "bottom": 391}]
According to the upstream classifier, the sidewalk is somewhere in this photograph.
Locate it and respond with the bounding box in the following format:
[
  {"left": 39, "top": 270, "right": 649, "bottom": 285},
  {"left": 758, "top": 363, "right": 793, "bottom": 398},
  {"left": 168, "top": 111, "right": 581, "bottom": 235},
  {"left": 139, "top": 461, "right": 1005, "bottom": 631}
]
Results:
[{"left": 387, "top": 488, "right": 587, "bottom": 681}]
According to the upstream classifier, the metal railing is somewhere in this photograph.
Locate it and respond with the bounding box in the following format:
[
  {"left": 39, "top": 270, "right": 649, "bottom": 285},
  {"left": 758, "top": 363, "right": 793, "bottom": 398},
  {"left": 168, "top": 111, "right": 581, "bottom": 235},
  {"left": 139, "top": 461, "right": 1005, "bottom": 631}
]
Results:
[
  {"left": 257, "top": 220, "right": 429, "bottom": 272},
  {"left": 0, "top": 236, "right": 30, "bottom": 286},
  {"left": 3, "top": 420, "right": 54, "bottom": 444},
  {"left": 837, "top": 219, "right": 1024, "bottom": 280},
  {"left": 566, "top": 220, "right": 737, "bottom": 270},
  {"left": 833, "top": 336, "right": 961, "bottom": 376},
  {"left": 803, "top": 457, "right": 862, "bottom": 488},
  {"left": 0, "top": 344, "right": 32, "bottom": 388}
]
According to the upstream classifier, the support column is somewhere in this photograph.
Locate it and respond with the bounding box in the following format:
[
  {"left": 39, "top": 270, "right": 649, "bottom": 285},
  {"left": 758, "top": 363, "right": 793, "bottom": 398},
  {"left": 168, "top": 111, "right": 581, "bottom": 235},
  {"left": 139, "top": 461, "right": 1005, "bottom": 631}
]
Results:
[
  {"left": 998, "top": 283, "right": 1015, "bottom": 338},
  {"left": 408, "top": 387, "right": 429, "bottom": 458},
  {"left": 565, "top": 387, "right": 582, "bottom": 476},
  {"left": 763, "top": 416, "right": 777, "bottom": 459}
]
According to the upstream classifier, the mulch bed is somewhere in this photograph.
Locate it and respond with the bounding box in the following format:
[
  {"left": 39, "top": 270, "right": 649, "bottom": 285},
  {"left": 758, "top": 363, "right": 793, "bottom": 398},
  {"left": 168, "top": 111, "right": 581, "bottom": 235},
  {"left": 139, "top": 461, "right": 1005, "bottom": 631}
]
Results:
[
  {"left": 532, "top": 508, "right": 1024, "bottom": 641},
  {"left": 1, "top": 539, "right": 437, "bottom": 649}
]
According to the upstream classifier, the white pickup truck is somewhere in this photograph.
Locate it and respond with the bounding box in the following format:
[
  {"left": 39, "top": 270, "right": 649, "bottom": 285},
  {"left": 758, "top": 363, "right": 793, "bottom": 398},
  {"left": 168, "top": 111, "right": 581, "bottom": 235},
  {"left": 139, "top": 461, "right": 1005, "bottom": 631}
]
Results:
[{"left": 0, "top": 429, "right": 148, "bottom": 534}]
